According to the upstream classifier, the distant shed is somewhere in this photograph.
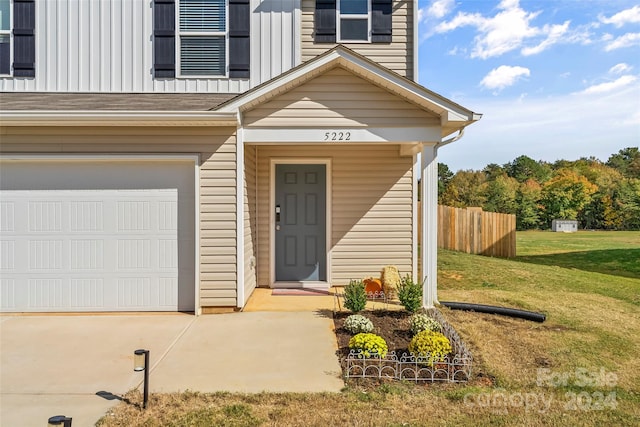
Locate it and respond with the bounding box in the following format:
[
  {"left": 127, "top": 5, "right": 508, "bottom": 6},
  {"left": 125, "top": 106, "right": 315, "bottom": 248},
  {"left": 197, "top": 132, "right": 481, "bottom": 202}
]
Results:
[{"left": 552, "top": 220, "right": 578, "bottom": 232}]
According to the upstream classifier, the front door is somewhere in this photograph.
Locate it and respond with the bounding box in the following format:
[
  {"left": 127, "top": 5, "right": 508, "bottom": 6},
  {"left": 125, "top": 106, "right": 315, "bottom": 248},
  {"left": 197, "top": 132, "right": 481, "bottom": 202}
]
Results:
[{"left": 275, "top": 164, "right": 326, "bottom": 282}]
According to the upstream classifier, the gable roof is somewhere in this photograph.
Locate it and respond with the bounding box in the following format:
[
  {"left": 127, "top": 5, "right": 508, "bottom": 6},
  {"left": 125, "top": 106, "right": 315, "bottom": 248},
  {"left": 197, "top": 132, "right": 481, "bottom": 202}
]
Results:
[{"left": 216, "top": 46, "right": 481, "bottom": 137}]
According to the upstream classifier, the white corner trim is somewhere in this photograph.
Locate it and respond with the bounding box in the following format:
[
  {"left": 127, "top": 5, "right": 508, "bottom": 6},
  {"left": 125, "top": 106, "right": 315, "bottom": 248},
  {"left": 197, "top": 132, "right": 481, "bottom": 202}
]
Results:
[
  {"left": 194, "top": 156, "right": 202, "bottom": 316},
  {"left": 413, "top": 0, "right": 419, "bottom": 82},
  {"left": 412, "top": 151, "right": 419, "bottom": 281},
  {"left": 236, "top": 126, "right": 246, "bottom": 308}
]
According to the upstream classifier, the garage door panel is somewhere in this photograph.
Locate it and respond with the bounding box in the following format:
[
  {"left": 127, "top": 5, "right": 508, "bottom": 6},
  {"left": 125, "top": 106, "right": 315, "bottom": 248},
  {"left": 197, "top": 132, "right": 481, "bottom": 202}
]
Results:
[{"left": 0, "top": 161, "right": 195, "bottom": 312}]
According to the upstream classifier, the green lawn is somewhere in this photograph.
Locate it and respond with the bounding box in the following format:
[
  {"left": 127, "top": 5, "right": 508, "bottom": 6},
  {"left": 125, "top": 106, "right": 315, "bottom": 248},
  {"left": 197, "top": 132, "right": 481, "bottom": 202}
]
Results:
[{"left": 100, "top": 231, "right": 640, "bottom": 427}]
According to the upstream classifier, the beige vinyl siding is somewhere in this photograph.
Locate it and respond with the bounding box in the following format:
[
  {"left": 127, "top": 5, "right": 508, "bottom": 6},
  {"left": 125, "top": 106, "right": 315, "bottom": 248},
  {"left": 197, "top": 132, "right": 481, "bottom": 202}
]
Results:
[
  {"left": 255, "top": 145, "right": 413, "bottom": 286},
  {"left": 243, "top": 146, "right": 258, "bottom": 302},
  {"left": 0, "top": 126, "right": 238, "bottom": 308},
  {"left": 244, "top": 68, "right": 436, "bottom": 128},
  {"left": 301, "top": 0, "right": 414, "bottom": 79}
]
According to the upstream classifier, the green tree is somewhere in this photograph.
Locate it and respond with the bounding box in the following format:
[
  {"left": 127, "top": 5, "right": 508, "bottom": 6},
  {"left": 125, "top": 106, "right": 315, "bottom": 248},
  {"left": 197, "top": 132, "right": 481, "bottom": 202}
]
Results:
[
  {"left": 504, "top": 155, "right": 552, "bottom": 183},
  {"left": 484, "top": 175, "right": 518, "bottom": 214},
  {"left": 516, "top": 179, "right": 543, "bottom": 230},
  {"left": 607, "top": 147, "right": 640, "bottom": 179},
  {"left": 437, "top": 163, "right": 454, "bottom": 201},
  {"left": 440, "top": 170, "right": 487, "bottom": 208},
  {"left": 541, "top": 169, "right": 598, "bottom": 226}
]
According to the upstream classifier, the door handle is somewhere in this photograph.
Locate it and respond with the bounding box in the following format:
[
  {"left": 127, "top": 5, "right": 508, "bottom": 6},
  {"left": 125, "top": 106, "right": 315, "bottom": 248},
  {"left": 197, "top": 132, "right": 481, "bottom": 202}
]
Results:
[{"left": 275, "top": 205, "right": 281, "bottom": 222}]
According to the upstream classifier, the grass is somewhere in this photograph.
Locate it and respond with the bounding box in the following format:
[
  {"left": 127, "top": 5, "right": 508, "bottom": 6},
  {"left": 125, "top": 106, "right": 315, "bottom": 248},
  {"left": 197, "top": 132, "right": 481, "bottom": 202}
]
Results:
[{"left": 98, "top": 231, "right": 640, "bottom": 427}]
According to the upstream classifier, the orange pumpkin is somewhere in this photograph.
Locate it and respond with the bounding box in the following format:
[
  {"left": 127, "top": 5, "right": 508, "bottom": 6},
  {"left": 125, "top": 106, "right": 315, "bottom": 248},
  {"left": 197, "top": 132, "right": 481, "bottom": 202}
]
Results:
[{"left": 363, "top": 277, "right": 382, "bottom": 295}]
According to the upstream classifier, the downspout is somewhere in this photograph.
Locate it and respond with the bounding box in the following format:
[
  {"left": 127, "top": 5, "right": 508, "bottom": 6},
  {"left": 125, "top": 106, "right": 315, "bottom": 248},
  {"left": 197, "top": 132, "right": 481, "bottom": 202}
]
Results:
[{"left": 435, "top": 126, "right": 466, "bottom": 150}]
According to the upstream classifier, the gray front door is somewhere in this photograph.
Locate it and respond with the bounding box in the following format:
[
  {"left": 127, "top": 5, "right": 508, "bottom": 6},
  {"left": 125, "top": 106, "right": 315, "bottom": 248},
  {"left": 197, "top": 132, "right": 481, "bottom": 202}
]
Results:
[{"left": 275, "top": 164, "right": 327, "bottom": 282}]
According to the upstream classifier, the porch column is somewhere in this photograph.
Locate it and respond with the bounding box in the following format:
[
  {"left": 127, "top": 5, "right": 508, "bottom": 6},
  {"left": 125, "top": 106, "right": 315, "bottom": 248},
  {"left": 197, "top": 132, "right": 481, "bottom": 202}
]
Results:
[{"left": 421, "top": 144, "right": 438, "bottom": 308}]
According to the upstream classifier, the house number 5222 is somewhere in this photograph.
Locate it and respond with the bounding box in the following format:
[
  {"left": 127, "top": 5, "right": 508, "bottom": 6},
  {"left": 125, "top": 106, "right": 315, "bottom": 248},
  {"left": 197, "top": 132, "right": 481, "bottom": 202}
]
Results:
[{"left": 324, "top": 131, "right": 351, "bottom": 141}]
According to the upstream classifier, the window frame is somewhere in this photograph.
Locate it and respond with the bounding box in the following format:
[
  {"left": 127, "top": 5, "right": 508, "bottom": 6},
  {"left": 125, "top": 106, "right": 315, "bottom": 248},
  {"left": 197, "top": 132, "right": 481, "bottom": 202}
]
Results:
[
  {"left": 175, "top": 0, "right": 229, "bottom": 78},
  {"left": 336, "top": 0, "right": 371, "bottom": 43},
  {"left": 0, "top": 0, "right": 12, "bottom": 76}
]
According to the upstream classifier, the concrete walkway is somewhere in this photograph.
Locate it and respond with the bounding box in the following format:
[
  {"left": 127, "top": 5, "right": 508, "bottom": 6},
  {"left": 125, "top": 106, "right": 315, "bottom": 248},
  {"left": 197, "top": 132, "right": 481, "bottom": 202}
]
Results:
[{"left": 0, "top": 311, "right": 343, "bottom": 426}]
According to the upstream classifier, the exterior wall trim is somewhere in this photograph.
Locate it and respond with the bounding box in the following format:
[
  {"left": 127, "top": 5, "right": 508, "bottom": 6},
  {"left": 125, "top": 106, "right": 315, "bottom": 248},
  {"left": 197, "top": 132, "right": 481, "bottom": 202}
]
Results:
[
  {"left": 236, "top": 122, "right": 246, "bottom": 308},
  {"left": 269, "top": 157, "right": 332, "bottom": 287}
]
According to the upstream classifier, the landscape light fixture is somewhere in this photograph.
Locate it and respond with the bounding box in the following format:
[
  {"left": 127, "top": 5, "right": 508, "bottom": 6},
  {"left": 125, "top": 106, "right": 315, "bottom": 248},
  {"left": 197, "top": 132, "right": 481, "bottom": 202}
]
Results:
[
  {"left": 133, "top": 349, "right": 150, "bottom": 409},
  {"left": 47, "top": 415, "right": 72, "bottom": 427}
]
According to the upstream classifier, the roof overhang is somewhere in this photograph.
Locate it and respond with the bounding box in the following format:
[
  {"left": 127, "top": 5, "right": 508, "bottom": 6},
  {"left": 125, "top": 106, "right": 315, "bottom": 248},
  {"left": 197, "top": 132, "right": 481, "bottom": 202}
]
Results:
[
  {"left": 0, "top": 111, "right": 238, "bottom": 127},
  {"left": 217, "top": 46, "right": 481, "bottom": 138}
]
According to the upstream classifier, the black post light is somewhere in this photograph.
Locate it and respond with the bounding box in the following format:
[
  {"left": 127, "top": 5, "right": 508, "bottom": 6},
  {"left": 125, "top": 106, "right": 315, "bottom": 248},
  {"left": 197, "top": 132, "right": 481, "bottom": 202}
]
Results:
[
  {"left": 134, "top": 349, "right": 150, "bottom": 409},
  {"left": 47, "top": 415, "right": 72, "bottom": 427}
]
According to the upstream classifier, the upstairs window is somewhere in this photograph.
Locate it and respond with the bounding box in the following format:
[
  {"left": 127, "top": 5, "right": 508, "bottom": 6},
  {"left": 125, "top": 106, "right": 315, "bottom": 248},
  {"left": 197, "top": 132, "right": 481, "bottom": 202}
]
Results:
[
  {"left": 0, "top": 0, "right": 10, "bottom": 74},
  {"left": 315, "top": 0, "right": 391, "bottom": 44},
  {"left": 153, "top": 0, "right": 249, "bottom": 79},
  {"left": 179, "top": 0, "right": 226, "bottom": 76},
  {"left": 338, "top": 0, "right": 370, "bottom": 42}
]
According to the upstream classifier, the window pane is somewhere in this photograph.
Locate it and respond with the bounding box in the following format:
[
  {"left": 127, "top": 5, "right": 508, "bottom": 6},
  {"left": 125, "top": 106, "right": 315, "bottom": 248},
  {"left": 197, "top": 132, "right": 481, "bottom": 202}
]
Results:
[
  {"left": 180, "top": 36, "right": 225, "bottom": 76},
  {"left": 340, "top": 18, "right": 368, "bottom": 41},
  {"left": 0, "top": 0, "right": 9, "bottom": 31},
  {"left": 0, "top": 35, "right": 9, "bottom": 74},
  {"left": 180, "top": 0, "right": 225, "bottom": 32},
  {"left": 340, "top": 0, "right": 368, "bottom": 15}
]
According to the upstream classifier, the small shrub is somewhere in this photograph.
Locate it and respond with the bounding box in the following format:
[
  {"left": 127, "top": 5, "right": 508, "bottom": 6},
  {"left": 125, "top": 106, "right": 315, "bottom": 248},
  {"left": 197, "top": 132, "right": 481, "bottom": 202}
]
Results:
[
  {"left": 343, "top": 279, "right": 367, "bottom": 313},
  {"left": 397, "top": 275, "right": 423, "bottom": 313},
  {"left": 409, "top": 313, "right": 441, "bottom": 335},
  {"left": 349, "top": 333, "right": 389, "bottom": 358},
  {"left": 344, "top": 314, "right": 374, "bottom": 334},
  {"left": 408, "top": 330, "right": 452, "bottom": 365}
]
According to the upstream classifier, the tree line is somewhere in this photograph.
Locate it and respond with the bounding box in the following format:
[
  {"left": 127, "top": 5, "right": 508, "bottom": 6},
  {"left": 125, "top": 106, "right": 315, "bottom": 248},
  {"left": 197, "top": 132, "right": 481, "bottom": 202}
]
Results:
[{"left": 438, "top": 147, "right": 640, "bottom": 230}]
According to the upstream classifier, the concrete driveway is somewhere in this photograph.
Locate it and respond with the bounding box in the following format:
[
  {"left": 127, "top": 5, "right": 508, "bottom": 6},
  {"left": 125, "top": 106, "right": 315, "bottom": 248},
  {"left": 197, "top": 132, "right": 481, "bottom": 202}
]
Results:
[{"left": 0, "top": 312, "right": 343, "bottom": 426}]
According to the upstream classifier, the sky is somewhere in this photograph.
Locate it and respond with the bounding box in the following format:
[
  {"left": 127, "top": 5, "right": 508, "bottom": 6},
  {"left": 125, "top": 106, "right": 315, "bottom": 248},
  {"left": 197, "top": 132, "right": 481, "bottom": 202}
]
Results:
[{"left": 417, "top": 0, "right": 640, "bottom": 171}]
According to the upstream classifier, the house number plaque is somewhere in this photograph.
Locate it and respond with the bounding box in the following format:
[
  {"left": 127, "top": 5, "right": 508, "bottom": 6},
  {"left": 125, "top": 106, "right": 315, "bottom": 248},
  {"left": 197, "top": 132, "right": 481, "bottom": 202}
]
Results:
[{"left": 324, "top": 131, "right": 351, "bottom": 141}]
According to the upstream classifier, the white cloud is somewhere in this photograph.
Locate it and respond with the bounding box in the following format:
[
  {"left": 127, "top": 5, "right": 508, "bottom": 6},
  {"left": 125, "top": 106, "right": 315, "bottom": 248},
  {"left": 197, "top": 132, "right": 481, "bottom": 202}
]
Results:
[
  {"left": 609, "top": 63, "right": 632, "bottom": 75},
  {"left": 432, "top": 0, "right": 588, "bottom": 58},
  {"left": 604, "top": 32, "right": 640, "bottom": 51},
  {"left": 599, "top": 5, "right": 640, "bottom": 28},
  {"left": 425, "top": 0, "right": 454, "bottom": 19},
  {"left": 437, "top": 80, "right": 640, "bottom": 171},
  {"left": 480, "top": 65, "right": 531, "bottom": 91},
  {"left": 577, "top": 75, "right": 638, "bottom": 95},
  {"left": 521, "top": 21, "right": 570, "bottom": 56}
]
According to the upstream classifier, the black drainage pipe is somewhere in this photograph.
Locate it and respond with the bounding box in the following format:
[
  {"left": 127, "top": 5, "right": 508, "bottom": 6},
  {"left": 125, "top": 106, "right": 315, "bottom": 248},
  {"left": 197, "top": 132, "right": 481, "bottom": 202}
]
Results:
[{"left": 440, "top": 301, "right": 546, "bottom": 323}]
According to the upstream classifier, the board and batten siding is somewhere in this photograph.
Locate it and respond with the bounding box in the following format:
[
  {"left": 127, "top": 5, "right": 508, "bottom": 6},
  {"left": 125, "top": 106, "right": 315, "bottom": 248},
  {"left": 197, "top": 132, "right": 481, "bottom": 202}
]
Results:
[
  {"left": 243, "top": 67, "right": 436, "bottom": 127},
  {"left": 301, "top": 0, "right": 414, "bottom": 79},
  {"left": 243, "top": 145, "right": 258, "bottom": 303},
  {"left": 0, "top": 0, "right": 299, "bottom": 92},
  {"left": 254, "top": 145, "right": 413, "bottom": 286},
  {"left": 0, "top": 126, "right": 239, "bottom": 308}
]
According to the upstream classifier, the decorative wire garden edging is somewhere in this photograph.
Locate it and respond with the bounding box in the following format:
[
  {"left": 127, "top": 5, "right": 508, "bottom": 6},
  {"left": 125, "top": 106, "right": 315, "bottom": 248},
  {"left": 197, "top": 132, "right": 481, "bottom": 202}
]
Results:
[{"left": 344, "top": 308, "right": 473, "bottom": 383}]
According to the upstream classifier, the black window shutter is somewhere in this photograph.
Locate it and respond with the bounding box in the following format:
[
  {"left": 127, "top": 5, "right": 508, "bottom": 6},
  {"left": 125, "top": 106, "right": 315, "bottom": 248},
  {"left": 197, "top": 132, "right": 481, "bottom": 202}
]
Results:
[
  {"left": 315, "top": 0, "right": 336, "bottom": 43},
  {"left": 371, "top": 0, "right": 392, "bottom": 43},
  {"left": 13, "top": 0, "right": 35, "bottom": 78},
  {"left": 153, "top": 0, "right": 175, "bottom": 78},
  {"left": 229, "top": 0, "right": 250, "bottom": 78}
]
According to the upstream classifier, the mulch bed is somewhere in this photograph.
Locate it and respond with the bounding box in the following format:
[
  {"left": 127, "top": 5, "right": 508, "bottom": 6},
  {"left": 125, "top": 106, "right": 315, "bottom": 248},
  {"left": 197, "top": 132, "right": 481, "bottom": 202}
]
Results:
[{"left": 333, "top": 310, "right": 413, "bottom": 360}]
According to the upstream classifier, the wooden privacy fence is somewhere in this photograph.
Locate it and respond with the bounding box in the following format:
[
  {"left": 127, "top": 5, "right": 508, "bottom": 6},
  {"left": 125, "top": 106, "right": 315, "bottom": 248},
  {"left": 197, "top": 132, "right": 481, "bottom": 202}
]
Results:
[
  {"left": 419, "top": 205, "right": 516, "bottom": 258},
  {"left": 437, "top": 206, "right": 516, "bottom": 258}
]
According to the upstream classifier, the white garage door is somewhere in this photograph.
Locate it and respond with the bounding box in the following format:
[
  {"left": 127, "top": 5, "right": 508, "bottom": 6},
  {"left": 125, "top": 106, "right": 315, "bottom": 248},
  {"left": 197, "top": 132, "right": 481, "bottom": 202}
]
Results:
[{"left": 0, "top": 159, "right": 196, "bottom": 312}]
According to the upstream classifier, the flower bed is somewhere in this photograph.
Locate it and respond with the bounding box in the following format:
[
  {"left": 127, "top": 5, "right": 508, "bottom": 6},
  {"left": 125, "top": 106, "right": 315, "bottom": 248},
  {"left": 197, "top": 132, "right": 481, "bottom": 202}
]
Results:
[{"left": 334, "top": 309, "right": 473, "bottom": 383}]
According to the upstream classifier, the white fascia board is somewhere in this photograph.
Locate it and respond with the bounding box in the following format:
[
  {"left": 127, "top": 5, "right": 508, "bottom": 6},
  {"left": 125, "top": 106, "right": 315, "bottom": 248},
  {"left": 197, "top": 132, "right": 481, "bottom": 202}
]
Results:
[
  {"left": 0, "top": 111, "right": 238, "bottom": 127},
  {"left": 243, "top": 127, "right": 442, "bottom": 143}
]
